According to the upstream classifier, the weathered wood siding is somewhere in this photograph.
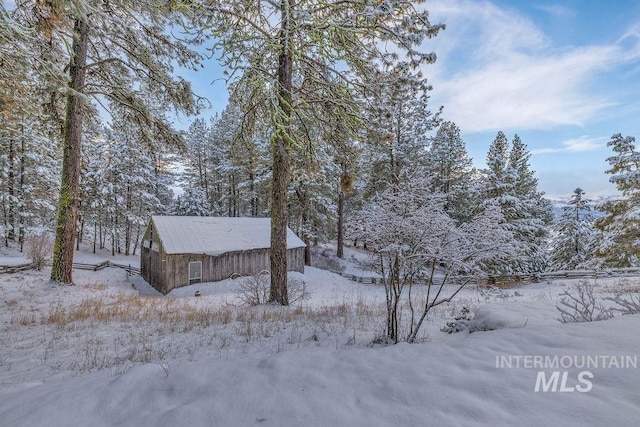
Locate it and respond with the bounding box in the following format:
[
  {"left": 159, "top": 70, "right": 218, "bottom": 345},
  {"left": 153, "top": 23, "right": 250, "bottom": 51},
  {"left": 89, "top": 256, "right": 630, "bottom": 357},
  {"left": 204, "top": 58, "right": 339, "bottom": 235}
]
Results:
[
  {"left": 141, "top": 222, "right": 165, "bottom": 292},
  {"left": 159, "top": 246, "right": 305, "bottom": 294},
  {"left": 141, "top": 217, "right": 307, "bottom": 294},
  {"left": 287, "top": 247, "right": 305, "bottom": 273}
]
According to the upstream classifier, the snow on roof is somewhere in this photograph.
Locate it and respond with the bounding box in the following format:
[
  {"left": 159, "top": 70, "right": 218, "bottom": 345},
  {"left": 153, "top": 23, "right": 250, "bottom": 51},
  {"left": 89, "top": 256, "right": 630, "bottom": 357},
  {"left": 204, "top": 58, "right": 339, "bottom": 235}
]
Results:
[{"left": 151, "top": 216, "right": 306, "bottom": 255}]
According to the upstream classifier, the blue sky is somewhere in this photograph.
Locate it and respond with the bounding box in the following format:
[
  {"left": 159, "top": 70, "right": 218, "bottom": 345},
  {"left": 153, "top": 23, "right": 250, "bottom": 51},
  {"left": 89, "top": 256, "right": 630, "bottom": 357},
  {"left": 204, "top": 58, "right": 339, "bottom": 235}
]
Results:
[
  {"left": 422, "top": 0, "right": 640, "bottom": 197},
  {"left": 177, "top": 0, "right": 640, "bottom": 198}
]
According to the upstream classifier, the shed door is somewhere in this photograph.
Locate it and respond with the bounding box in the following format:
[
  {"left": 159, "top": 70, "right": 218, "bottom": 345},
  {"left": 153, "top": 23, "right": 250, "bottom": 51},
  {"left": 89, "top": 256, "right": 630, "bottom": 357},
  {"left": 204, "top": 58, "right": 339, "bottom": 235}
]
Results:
[{"left": 189, "top": 261, "right": 202, "bottom": 285}]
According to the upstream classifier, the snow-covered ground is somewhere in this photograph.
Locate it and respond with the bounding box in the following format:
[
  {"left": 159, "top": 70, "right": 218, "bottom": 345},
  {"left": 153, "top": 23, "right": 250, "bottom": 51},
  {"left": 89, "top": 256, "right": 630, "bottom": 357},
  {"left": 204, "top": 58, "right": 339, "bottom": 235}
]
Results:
[{"left": 1, "top": 246, "right": 639, "bottom": 426}]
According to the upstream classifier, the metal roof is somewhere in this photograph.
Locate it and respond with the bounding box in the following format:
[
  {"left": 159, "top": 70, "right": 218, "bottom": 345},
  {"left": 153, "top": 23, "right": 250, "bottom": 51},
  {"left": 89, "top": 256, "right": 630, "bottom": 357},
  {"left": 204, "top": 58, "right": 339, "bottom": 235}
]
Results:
[{"left": 151, "top": 216, "right": 306, "bottom": 255}]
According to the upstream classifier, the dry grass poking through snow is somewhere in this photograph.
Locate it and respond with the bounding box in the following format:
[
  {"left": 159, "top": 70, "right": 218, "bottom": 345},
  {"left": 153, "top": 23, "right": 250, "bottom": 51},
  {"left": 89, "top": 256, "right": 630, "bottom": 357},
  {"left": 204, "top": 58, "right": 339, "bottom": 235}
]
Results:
[
  {"left": 40, "top": 292, "right": 383, "bottom": 332},
  {"left": 0, "top": 272, "right": 389, "bottom": 383},
  {"left": 43, "top": 294, "right": 222, "bottom": 329}
]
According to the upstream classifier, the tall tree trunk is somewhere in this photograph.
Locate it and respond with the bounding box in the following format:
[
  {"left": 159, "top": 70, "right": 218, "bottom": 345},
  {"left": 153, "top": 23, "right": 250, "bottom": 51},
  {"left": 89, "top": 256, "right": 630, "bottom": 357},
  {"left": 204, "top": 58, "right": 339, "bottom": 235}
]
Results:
[
  {"left": 337, "top": 188, "right": 344, "bottom": 259},
  {"left": 2, "top": 200, "right": 8, "bottom": 247},
  {"left": 125, "top": 184, "right": 132, "bottom": 255},
  {"left": 132, "top": 223, "right": 141, "bottom": 256},
  {"left": 250, "top": 170, "right": 257, "bottom": 217},
  {"left": 18, "top": 127, "right": 26, "bottom": 251},
  {"left": 7, "top": 137, "right": 15, "bottom": 241},
  {"left": 76, "top": 209, "right": 82, "bottom": 251},
  {"left": 51, "top": 18, "right": 88, "bottom": 284},
  {"left": 269, "top": 0, "right": 293, "bottom": 305},
  {"left": 296, "top": 188, "right": 311, "bottom": 266}
]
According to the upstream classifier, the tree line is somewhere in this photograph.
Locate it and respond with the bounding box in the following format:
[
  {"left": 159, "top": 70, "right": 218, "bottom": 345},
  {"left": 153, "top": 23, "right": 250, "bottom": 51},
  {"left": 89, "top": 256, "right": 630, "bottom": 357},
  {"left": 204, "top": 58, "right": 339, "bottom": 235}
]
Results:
[{"left": 1, "top": 1, "right": 639, "bottom": 311}]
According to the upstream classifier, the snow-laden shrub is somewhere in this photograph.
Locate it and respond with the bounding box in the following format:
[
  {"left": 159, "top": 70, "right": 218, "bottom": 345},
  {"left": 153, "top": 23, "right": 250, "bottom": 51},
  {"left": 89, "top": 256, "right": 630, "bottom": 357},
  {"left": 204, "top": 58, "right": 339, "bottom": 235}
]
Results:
[
  {"left": 556, "top": 281, "right": 614, "bottom": 323},
  {"left": 441, "top": 307, "right": 472, "bottom": 334},
  {"left": 349, "top": 172, "right": 516, "bottom": 344}
]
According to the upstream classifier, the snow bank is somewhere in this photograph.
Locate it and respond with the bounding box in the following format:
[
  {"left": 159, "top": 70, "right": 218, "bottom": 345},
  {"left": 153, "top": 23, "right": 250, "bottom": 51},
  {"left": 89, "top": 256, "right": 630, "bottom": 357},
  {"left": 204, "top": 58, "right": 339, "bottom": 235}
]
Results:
[
  {"left": 469, "top": 300, "right": 560, "bottom": 332},
  {"left": 2, "top": 313, "right": 640, "bottom": 426},
  {"left": 1, "top": 249, "right": 639, "bottom": 426}
]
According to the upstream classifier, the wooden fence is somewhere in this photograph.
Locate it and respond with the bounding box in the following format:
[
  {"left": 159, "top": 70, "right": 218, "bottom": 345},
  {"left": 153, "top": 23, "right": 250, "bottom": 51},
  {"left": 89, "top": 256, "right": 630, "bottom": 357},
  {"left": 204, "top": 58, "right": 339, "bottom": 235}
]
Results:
[
  {"left": 2, "top": 259, "right": 638, "bottom": 284},
  {"left": 0, "top": 260, "right": 141, "bottom": 276},
  {"left": 331, "top": 267, "right": 640, "bottom": 287},
  {"left": 0, "top": 263, "right": 33, "bottom": 274}
]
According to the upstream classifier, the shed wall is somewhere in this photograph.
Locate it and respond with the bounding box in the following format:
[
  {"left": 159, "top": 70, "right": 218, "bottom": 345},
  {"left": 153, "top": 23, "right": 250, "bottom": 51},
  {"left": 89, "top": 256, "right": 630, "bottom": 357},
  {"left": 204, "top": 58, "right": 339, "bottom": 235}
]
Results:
[
  {"left": 141, "top": 219, "right": 306, "bottom": 295},
  {"left": 160, "top": 247, "right": 304, "bottom": 294},
  {"left": 141, "top": 222, "right": 165, "bottom": 292}
]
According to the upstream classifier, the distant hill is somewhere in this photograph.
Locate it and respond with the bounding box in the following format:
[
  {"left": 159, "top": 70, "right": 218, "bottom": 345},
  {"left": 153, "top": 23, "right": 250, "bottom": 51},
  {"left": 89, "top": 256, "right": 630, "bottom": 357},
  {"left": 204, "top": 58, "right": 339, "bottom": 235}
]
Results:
[{"left": 547, "top": 196, "right": 616, "bottom": 222}]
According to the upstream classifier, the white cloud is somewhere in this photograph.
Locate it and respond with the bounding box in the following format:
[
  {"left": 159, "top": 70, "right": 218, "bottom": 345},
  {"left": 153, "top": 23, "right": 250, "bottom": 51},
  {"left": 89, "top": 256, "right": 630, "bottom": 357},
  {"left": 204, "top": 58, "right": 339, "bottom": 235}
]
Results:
[
  {"left": 535, "top": 4, "right": 576, "bottom": 17},
  {"left": 531, "top": 135, "right": 608, "bottom": 154},
  {"left": 423, "top": 0, "right": 640, "bottom": 133}
]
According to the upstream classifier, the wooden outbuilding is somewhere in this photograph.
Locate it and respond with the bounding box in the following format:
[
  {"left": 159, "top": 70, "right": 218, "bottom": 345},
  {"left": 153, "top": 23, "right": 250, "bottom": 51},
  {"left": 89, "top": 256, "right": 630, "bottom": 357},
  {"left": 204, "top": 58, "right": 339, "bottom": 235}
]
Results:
[{"left": 141, "top": 216, "right": 306, "bottom": 294}]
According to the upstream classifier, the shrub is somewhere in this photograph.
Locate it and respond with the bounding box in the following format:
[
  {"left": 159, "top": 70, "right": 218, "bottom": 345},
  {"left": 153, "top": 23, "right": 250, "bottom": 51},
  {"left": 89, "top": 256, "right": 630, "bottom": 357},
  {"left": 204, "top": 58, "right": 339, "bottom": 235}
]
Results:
[
  {"left": 556, "top": 281, "right": 614, "bottom": 323},
  {"left": 604, "top": 281, "right": 640, "bottom": 315},
  {"left": 441, "top": 307, "right": 472, "bottom": 334},
  {"left": 24, "top": 231, "right": 52, "bottom": 270},
  {"left": 235, "top": 272, "right": 311, "bottom": 306}
]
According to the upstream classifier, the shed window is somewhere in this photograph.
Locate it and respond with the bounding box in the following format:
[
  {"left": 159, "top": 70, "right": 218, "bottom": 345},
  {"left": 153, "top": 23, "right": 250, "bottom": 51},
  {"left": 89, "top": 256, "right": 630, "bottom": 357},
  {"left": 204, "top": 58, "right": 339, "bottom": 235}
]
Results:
[{"left": 189, "top": 261, "right": 202, "bottom": 285}]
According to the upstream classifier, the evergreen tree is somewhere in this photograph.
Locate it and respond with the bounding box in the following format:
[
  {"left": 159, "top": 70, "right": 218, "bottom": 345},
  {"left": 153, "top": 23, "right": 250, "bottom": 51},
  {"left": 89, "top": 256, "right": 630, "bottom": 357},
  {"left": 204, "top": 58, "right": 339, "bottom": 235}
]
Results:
[
  {"left": 507, "top": 134, "right": 553, "bottom": 272},
  {"left": 363, "top": 65, "right": 440, "bottom": 191},
  {"left": 549, "top": 188, "right": 595, "bottom": 270},
  {"left": 484, "top": 131, "right": 513, "bottom": 201},
  {"left": 188, "top": 0, "right": 444, "bottom": 304},
  {"left": 0, "top": 5, "right": 60, "bottom": 248},
  {"left": 172, "top": 187, "right": 212, "bottom": 217},
  {"left": 593, "top": 134, "right": 640, "bottom": 267},
  {"left": 481, "top": 132, "right": 552, "bottom": 273},
  {"left": 181, "top": 118, "right": 212, "bottom": 203},
  {"left": 426, "top": 121, "right": 474, "bottom": 223},
  {"left": 0, "top": 117, "right": 59, "bottom": 248},
  {"left": 11, "top": 1, "right": 202, "bottom": 283}
]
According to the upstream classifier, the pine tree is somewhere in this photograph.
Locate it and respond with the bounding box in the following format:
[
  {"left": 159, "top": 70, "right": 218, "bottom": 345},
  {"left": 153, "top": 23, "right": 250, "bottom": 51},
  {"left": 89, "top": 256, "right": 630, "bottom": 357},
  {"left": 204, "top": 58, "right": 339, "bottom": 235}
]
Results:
[
  {"left": 363, "top": 65, "right": 440, "bottom": 191},
  {"left": 182, "top": 118, "right": 212, "bottom": 203},
  {"left": 549, "top": 188, "right": 595, "bottom": 270},
  {"left": 484, "top": 131, "right": 513, "bottom": 201},
  {"left": 172, "top": 187, "right": 212, "bottom": 217},
  {"left": 481, "top": 132, "right": 552, "bottom": 273},
  {"left": 79, "top": 115, "right": 175, "bottom": 256},
  {"left": 11, "top": 1, "right": 202, "bottom": 283},
  {"left": 426, "top": 121, "right": 474, "bottom": 223},
  {"left": 187, "top": 0, "right": 444, "bottom": 304},
  {"left": 507, "top": 134, "right": 553, "bottom": 272},
  {"left": 593, "top": 134, "right": 640, "bottom": 267},
  {"left": 0, "top": 8, "right": 60, "bottom": 248}
]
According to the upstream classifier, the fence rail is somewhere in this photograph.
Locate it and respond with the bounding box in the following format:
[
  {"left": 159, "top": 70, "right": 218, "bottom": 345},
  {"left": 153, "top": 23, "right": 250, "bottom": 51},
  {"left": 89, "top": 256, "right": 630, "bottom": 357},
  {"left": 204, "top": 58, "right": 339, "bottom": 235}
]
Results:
[
  {"left": 331, "top": 267, "right": 640, "bottom": 287},
  {"left": 0, "top": 263, "right": 33, "bottom": 274},
  {"left": 0, "top": 260, "right": 141, "bottom": 276},
  {"left": 2, "top": 258, "right": 638, "bottom": 284}
]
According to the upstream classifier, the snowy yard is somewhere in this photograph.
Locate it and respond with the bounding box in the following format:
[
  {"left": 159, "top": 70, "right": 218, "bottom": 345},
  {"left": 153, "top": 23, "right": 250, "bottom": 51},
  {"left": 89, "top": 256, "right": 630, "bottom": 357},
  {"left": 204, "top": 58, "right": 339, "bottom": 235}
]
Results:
[{"left": 0, "top": 246, "right": 639, "bottom": 426}]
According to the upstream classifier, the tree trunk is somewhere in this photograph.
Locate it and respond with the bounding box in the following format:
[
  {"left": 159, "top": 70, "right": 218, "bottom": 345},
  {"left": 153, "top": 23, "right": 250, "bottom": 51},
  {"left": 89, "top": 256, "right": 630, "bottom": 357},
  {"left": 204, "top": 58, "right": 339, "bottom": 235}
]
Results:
[
  {"left": 51, "top": 18, "right": 89, "bottom": 284},
  {"left": 250, "top": 169, "right": 258, "bottom": 217},
  {"left": 296, "top": 187, "right": 311, "bottom": 266},
  {"left": 337, "top": 188, "right": 344, "bottom": 258},
  {"left": 125, "top": 184, "right": 132, "bottom": 255},
  {"left": 18, "top": 128, "right": 26, "bottom": 251},
  {"left": 7, "top": 137, "right": 15, "bottom": 241},
  {"left": 269, "top": 0, "right": 293, "bottom": 305},
  {"left": 76, "top": 211, "right": 82, "bottom": 251},
  {"left": 132, "top": 223, "right": 141, "bottom": 256}
]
